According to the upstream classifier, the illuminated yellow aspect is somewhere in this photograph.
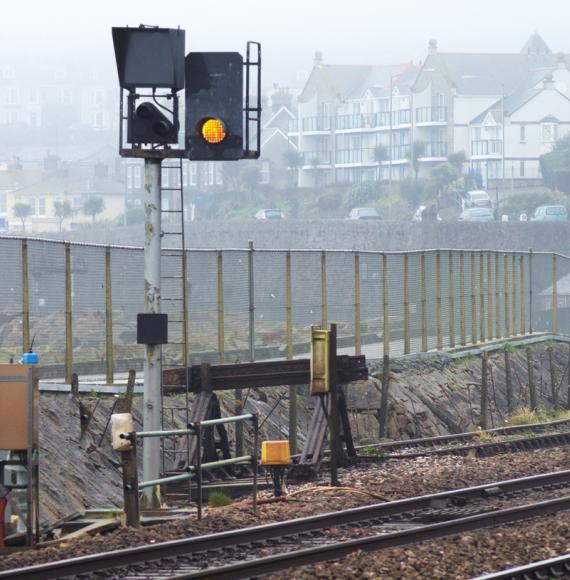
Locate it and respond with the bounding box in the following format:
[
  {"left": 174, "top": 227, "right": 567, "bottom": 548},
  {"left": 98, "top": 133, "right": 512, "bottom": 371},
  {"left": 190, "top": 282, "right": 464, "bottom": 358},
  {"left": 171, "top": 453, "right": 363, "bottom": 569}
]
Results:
[{"left": 201, "top": 118, "right": 226, "bottom": 143}]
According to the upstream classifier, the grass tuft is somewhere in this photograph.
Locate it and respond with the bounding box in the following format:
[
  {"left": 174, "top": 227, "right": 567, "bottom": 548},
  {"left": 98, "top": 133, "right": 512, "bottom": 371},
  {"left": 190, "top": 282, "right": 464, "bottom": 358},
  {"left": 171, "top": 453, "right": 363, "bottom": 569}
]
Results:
[{"left": 208, "top": 490, "right": 233, "bottom": 508}]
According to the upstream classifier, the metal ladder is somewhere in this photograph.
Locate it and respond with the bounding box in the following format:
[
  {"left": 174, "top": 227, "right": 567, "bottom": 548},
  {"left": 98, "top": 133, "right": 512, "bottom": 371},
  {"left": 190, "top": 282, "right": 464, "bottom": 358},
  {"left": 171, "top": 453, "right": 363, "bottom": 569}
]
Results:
[{"left": 159, "top": 159, "right": 191, "bottom": 476}]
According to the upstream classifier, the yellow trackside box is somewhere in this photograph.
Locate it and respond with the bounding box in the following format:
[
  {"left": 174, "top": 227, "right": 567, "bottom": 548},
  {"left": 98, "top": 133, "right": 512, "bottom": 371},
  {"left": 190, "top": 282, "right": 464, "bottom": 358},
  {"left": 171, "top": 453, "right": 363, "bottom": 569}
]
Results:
[
  {"left": 310, "top": 327, "right": 330, "bottom": 395},
  {"left": 261, "top": 440, "right": 292, "bottom": 465}
]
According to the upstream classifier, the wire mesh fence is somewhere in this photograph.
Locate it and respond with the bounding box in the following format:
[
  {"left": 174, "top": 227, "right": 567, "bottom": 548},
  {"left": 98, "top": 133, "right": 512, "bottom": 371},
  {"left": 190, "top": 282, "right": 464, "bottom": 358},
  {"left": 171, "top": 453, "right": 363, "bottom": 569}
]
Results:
[{"left": 0, "top": 236, "right": 566, "bottom": 380}]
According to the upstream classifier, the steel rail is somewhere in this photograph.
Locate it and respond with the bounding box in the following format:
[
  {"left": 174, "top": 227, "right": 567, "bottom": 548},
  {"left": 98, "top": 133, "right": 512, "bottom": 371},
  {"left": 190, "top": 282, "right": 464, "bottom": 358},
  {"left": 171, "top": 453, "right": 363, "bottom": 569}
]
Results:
[
  {"left": 472, "top": 552, "right": 570, "bottom": 579},
  {"left": 169, "top": 496, "right": 570, "bottom": 580},
  {"left": 4, "top": 469, "right": 570, "bottom": 580}
]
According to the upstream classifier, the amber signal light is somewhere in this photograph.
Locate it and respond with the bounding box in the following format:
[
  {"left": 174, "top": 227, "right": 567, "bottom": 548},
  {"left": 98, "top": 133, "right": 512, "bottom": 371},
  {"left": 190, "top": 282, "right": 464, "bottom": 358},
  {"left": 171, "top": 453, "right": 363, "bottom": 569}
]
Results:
[{"left": 200, "top": 118, "right": 226, "bottom": 144}]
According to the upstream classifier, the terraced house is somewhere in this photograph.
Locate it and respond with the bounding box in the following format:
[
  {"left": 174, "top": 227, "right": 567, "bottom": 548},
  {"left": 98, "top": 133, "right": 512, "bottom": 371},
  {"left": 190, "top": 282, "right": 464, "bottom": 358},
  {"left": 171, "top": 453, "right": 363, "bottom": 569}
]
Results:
[{"left": 291, "top": 34, "right": 570, "bottom": 189}]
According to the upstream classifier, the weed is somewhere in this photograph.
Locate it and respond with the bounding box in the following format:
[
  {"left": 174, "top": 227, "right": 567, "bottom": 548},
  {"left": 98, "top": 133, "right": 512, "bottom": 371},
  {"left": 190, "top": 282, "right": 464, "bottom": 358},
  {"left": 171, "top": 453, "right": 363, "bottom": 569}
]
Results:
[
  {"left": 473, "top": 431, "right": 496, "bottom": 443},
  {"left": 208, "top": 490, "right": 233, "bottom": 508},
  {"left": 507, "top": 407, "right": 570, "bottom": 426}
]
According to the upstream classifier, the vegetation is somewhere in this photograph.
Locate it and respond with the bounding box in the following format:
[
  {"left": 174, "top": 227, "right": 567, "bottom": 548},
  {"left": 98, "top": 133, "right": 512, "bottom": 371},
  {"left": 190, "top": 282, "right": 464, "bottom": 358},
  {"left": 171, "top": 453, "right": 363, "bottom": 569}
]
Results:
[
  {"left": 13, "top": 202, "right": 32, "bottom": 232},
  {"left": 208, "top": 490, "right": 233, "bottom": 507},
  {"left": 82, "top": 196, "right": 105, "bottom": 224},
  {"left": 53, "top": 200, "right": 73, "bottom": 232},
  {"left": 507, "top": 407, "right": 570, "bottom": 426}
]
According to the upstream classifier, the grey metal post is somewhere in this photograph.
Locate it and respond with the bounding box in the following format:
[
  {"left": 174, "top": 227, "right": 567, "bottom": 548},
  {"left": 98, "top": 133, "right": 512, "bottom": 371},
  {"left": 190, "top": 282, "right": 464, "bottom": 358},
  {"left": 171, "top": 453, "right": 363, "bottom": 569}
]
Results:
[
  {"left": 142, "top": 158, "right": 162, "bottom": 507},
  {"left": 248, "top": 240, "right": 255, "bottom": 361}
]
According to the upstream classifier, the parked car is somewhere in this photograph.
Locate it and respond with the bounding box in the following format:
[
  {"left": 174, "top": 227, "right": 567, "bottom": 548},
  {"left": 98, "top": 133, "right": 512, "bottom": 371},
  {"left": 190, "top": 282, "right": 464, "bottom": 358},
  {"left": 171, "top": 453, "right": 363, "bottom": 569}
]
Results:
[
  {"left": 412, "top": 205, "right": 442, "bottom": 222},
  {"left": 461, "top": 190, "right": 492, "bottom": 210},
  {"left": 530, "top": 205, "right": 568, "bottom": 222},
  {"left": 255, "top": 208, "right": 285, "bottom": 220},
  {"left": 458, "top": 207, "right": 494, "bottom": 222},
  {"left": 347, "top": 207, "right": 381, "bottom": 220}
]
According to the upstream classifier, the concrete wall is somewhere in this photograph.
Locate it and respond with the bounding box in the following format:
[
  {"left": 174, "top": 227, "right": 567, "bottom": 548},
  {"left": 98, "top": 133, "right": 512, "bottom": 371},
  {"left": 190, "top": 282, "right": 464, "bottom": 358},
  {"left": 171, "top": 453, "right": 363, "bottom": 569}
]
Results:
[{"left": 43, "top": 220, "right": 570, "bottom": 255}]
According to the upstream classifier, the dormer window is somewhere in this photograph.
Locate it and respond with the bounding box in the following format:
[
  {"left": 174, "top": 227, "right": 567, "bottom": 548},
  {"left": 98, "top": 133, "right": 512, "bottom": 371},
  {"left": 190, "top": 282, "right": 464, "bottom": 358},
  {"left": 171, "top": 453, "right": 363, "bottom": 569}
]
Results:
[{"left": 542, "top": 122, "right": 558, "bottom": 143}]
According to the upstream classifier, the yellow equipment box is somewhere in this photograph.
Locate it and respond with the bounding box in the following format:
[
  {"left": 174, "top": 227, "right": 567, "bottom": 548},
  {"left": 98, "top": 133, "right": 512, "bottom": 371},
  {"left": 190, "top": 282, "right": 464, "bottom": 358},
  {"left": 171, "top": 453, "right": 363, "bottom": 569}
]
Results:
[{"left": 261, "top": 440, "right": 292, "bottom": 465}]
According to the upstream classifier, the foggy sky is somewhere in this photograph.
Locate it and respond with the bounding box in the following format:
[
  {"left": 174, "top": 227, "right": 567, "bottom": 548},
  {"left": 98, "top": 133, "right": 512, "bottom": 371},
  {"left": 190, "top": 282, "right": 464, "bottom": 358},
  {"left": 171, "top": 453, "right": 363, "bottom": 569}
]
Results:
[{"left": 2, "top": 0, "right": 569, "bottom": 90}]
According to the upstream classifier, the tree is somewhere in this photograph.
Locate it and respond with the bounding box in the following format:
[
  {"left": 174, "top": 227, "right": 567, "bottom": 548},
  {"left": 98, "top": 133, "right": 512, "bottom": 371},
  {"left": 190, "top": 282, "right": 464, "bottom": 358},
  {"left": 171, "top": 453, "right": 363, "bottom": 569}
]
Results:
[
  {"left": 241, "top": 165, "right": 261, "bottom": 194},
  {"left": 540, "top": 134, "right": 570, "bottom": 193},
  {"left": 82, "top": 196, "right": 105, "bottom": 224},
  {"left": 373, "top": 144, "right": 388, "bottom": 182},
  {"left": 53, "top": 200, "right": 73, "bottom": 232},
  {"left": 309, "top": 156, "right": 320, "bottom": 187},
  {"left": 408, "top": 141, "right": 426, "bottom": 184},
  {"left": 447, "top": 150, "right": 466, "bottom": 171},
  {"left": 13, "top": 202, "right": 32, "bottom": 232},
  {"left": 283, "top": 149, "right": 302, "bottom": 188},
  {"left": 221, "top": 162, "right": 242, "bottom": 192},
  {"left": 428, "top": 163, "right": 461, "bottom": 209}
]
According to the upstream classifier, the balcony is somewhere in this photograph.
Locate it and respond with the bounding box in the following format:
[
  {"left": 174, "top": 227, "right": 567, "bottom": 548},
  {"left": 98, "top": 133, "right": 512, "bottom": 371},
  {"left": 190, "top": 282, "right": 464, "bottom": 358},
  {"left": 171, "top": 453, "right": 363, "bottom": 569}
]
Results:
[
  {"left": 421, "top": 141, "right": 448, "bottom": 158},
  {"left": 391, "top": 144, "right": 411, "bottom": 161},
  {"left": 288, "top": 119, "right": 298, "bottom": 133},
  {"left": 302, "top": 151, "right": 332, "bottom": 165},
  {"left": 471, "top": 139, "right": 502, "bottom": 156},
  {"left": 415, "top": 106, "right": 448, "bottom": 124},
  {"left": 336, "top": 148, "right": 377, "bottom": 164},
  {"left": 301, "top": 116, "right": 332, "bottom": 132}
]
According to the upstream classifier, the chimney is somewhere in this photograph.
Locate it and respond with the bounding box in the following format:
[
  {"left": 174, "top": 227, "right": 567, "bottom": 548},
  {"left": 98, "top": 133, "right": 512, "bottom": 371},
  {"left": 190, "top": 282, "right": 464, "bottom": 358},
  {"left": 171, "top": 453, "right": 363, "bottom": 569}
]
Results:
[
  {"left": 314, "top": 50, "right": 323, "bottom": 66},
  {"left": 543, "top": 73, "right": 555, "bottom": 90},
  {"left": 271, "top": 85, "right": 293, "bottom": 113},
  {"left": 428, "top": 39, "right": 438, "bottom": 56}
]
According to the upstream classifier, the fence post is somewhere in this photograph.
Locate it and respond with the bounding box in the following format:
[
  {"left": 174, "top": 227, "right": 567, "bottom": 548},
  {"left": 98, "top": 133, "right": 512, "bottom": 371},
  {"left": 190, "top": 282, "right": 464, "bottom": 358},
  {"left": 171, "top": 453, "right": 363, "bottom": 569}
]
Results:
[
  {"left": 512, "top": 253, "right": 517, "bottom": 336},
  {"left": 248, "top": 240, "right": 255, "bottom": 361},
  {"left": 421, "top": 252, "right": 427, "bottom": 352},
  {"left": 526, "top": 347, "right": 537, "bottom": 410},
  {"left": 286, "top": 251, "right": 296, "bottom": 455},
  {"left": 486, "top": 252, "right": 493, "bottom": 341},
  {"left": 471, "top": 252, "right": 477, "bottom": 344},
  {"left": 21, "top": 239, "right": 30, "bottom": 354},
  {"left": 354, "top": 252, "right": 361, "bottom": 356},
  {"left": 495, "top": 252, "right": 500, "bottom": 339},
  {"left": 321, "top": 251, "right": 328, "bottom": 329},
  {"left": 65, "top": 242, "right": 73, "bottom": 384},
  {"left": 504, "top": 253, "right": 510, "bottom": 337},
  {"left": 436, "top": 251, "right": 443, "bottom": 350},
  {"left": 105, "top": 247, "right": 114, "bottom": 385},
  {"left": 217, "top": 250, "right": 224, "bottom": 364},
  {"left": 121, "top": 441, "right": 140, "bottom": 528},
  {"left": 520, "top": 254, "right": 526, "bottom": 335},
  {"left": 448, "top": 251, "right": 455, "bottom": 349},
  {"left": 460, "top": 251, "right": 466, "bottom": 346},
  {"left": 504, "top": 350, "right": 513, "bottom": 416},
  {"left": 552, "top": 253, "right": 558, "bottom": 334},
  {"left": 479, "top": 251, "right": 485, "bottom": 343},
  {"left": 383, "top": 254, "right": 390, "bottom": 359},
  {"left": 480, "top": 352, "right": 488, "bottom": 430},
  {"left": 404, "top": 253, "right": 411, "bottom": 354},
  {"left": 529, "top": 248, "right": 534, "bottom": 334},
  {"left": 548, "top": 344, "right": 558, "bottom": 408}
]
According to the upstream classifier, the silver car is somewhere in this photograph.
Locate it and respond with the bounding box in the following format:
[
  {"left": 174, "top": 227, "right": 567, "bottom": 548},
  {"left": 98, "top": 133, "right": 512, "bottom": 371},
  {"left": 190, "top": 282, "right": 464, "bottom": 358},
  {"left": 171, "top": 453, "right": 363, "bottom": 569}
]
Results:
[
  {"left": 458, "top": 207, "right": 494, "bottom": 222},
  {"left": 347, "top": 207, "right": 381, "bottom": 220}
]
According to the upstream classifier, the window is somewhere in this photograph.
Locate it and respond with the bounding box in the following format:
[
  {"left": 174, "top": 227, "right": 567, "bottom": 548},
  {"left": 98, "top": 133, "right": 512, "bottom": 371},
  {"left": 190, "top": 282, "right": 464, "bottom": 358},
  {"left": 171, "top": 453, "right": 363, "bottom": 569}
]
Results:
[
  {"left": 520, "top": 161, "right": 525, "bottom": 177},
  {"left": 134, "top": 166, "right": 142, "bottom": 189},
  {"left": 208, "top": 163, "right": 215, "bottom": 185},
  {"left": 215, "top": 165, "right": 223, "bottom": 185},
  {"left": 162, "top": 168, "right": 170, "bottom": 187},
  {"left": 542, "top": 122, "right": 558, "bottom": 143},
  {"left": 38, "top": 197, "right": 46, "bottom": 216},
  {"left": 260, "top": 162, "right": 270, "bottom": 184},
  {"left": 321, "top": 102, "right": 330, "bottom": 116},
  {"left": 28, "top": 198, "right": 36, "bottom": 216},
  {"left": 30, "top": 112, "right": 38, "bottom": 128},
  {"left": 353, "top": 102, "right": 360, "bottom": 115},
  {"left": 127, "top": 166, "right": 133, "bottom": 189},
  {"left": 0, "top": 193, "right": 6, "bottom": 213},
  {"left": 93, "top": 111, "right": 104, "bottom": 129},
  {"left": 182, "top": 164, "right": 188, "bottom": 187},
  {"left": 437, "top": 93, "right": 446, "bottom": 107},
  {"left": 72, "top": 196, "right": 82, "bottom": 210},
  {"left": 520, "top": 125, "right": 526, "bottom": 143},
  {"left": 189, "top": 164, "right": 197, "bottom": 186}
]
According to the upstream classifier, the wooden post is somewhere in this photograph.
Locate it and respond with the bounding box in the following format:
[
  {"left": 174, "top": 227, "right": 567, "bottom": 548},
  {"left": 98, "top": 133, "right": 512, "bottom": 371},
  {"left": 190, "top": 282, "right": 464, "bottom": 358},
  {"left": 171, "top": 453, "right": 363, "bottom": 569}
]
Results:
[
  {"left": 567, "top": 344, "right": 570, "bottom": 411},
  {"left": 527, "top": 347, "right": 537, "bottom": 411},
  {"left": 65, "top": 242, "right": 73, "bottom": 384},
  {"left": 511, "top": 254, "right": 517, "bottom": 335},
  {"left": 105, "top": 247, "right": 114, "bottom": 385},
  {"left": 321, "top": 251, "right": 328, "bottom": 329},
  {"left": 21, "top": 239, "right": 30, "bottom": 354},
  {"left": 552, "top": 254, "right": 558, "bottom": 334},
  {"left": 421, "top": 252, "right": 427, "bottom": 352},
  {"left": 460, "top": 251, "right": 466, "bottom": 346},
  {"left": 286, "top": 251, "right": 296, "bottom": 455},
  {"left": 520, "top": 254, "right": 526, "bottom": 335},
  {"left": 448, "top": 251, "right": 455, "bottom": 349},
  {"left": 478, "top": 251, "right": 485, "bottom": 343},
  {"left": 404, "top": 253, "right": 411, "bottom": 354},
  {"left": 121, "top": 442, "right": 140, "bottom": 528},
  {"left": 480, "top": 352, "right": 488, "bottom": 429},
  {"left": 529, "top": 248, "right": 534, "bottom": 334},
  {"left": 217, "top": 251, "right": 224, "bottom": 364},
  {"left": 504, "top": 253, "right": 510, "bottom": 337},
  {"left": 354, "top": 253, "right": 361, "bottom": 356},
  {"left": 383, "top": 254, "right": 390, "bottom": 358},
  {"left": 504, "top": 350, "right": 513, "bottom": 416},
  {"left": 548, "top": 345, "right": 558, "bottom": 408},
  {"left": 329, "top": 324, "right": 340, "bottom": 486},
  {"left": 495, "top": 252, "right": 500, "bottom": 339},
  {"left": 486, "top": 253, "right": 493, "bottom": 341},
  {"left": 471, "top": 252, "right": 477, "bottom": 345},
  {"left": 379, "top": 354, "right": 390, "bottom": 439},
  {"left": 436, "top": 251, "right": 443, "bottom": 350}
]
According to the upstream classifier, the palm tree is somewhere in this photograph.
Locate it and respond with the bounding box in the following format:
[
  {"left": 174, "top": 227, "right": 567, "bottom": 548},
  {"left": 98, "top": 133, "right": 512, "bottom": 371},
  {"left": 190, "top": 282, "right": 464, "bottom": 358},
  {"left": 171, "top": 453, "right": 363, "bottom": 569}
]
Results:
[
  {"left": 283, "top": 149, "right": 302, "bottom": 188},
  {"left": 82, "top": 196, "right": 105, "bottom": 224},
  {"left": 408, "top": 141, "right": 426, "bottom": 184},
  {"left": 13, "top": 202, "right": 32, "bottom": 232},
  {"left": 373, "top": 144, "right": 388, "bottom": 182},
  {"left": 309, "top": 156, "right": 320, "bottom": 188},
  {"left": 53, "top": 200, "right": 73, "bottom": 232}
]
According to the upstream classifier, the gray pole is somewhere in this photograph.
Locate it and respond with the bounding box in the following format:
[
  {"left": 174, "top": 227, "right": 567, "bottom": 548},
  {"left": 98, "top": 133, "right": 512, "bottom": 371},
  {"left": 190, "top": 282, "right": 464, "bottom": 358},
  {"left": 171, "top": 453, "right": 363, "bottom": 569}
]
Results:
[{"left": 142, "top": 158, "right": 162, "bottom": 507}]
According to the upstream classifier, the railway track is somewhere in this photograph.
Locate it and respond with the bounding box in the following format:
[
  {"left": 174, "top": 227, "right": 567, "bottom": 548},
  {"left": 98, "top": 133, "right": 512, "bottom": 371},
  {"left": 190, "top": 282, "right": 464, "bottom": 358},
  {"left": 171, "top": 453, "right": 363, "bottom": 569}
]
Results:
[
  {"left": 5, "top": 469, "right": 570, "bottom": 579},
  {"left": 472, "top": 552, "right": 570, "bottom": 579}
]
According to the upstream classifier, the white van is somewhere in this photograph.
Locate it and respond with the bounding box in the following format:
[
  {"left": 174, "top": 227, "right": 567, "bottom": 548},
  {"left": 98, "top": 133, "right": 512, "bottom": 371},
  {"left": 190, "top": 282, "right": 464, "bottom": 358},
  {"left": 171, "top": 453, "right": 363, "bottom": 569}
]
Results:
[{"left": 462, "top": 190, "right": 492, "bottom": 211}]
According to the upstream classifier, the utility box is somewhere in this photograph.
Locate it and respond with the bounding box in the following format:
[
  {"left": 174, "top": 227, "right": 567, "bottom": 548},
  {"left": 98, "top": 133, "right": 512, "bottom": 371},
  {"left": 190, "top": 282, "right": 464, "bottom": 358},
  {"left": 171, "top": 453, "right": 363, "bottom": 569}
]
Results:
[
  {"left": 261, "top": 441, "right": 291, "bottom": 465},
  {"left": 310, "top": 327, "right": 330, "bottom": 395},
  {"left": 0, "top": 365, "right": 38, "bottom": 450}
]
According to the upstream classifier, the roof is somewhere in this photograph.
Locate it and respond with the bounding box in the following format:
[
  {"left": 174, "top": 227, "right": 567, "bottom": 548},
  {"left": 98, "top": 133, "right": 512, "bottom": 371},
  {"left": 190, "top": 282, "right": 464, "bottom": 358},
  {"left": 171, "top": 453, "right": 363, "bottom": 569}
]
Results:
[{"left": 521, "top": 33, "right": 551, "bottom": 56}]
